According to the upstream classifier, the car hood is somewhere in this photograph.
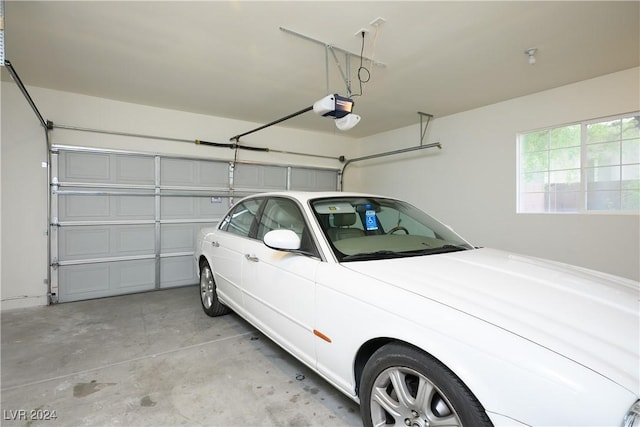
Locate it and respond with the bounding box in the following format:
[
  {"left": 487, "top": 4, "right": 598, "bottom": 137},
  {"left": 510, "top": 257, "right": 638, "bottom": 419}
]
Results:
[{"left": 343, "top": 248, "right": 639, "bottom": 394}]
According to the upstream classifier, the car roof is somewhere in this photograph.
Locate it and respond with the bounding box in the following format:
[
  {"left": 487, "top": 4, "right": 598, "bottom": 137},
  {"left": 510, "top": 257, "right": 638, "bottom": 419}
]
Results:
[{"left": 241, "top": 191, "right": 391, "bottom": 204}]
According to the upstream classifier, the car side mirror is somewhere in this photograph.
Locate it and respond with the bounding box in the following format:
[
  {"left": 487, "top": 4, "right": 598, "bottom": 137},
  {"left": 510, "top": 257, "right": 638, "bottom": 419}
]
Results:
[{"left": 263, "top": 229, "right": 301, "bottom": 251}]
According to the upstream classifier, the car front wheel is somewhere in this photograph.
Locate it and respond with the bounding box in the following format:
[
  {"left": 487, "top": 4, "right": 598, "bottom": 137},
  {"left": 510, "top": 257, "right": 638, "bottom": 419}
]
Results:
[
  {"left": 199, "top": 261, "right": 230, "bottom": 317},
  {"left": 360, "top": 343, "right": 493, "bottom": 427}
]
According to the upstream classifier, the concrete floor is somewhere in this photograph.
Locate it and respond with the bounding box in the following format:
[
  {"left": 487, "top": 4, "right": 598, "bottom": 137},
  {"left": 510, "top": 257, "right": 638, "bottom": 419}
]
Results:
[{"left": 1, "top": 286, "right": 361, "bottom": 426}]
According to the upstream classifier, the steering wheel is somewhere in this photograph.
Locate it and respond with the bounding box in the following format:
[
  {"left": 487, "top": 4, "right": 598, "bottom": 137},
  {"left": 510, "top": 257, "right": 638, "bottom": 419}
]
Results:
[{"left": 386, "top": 226, "right": 409, "bottom": 235}]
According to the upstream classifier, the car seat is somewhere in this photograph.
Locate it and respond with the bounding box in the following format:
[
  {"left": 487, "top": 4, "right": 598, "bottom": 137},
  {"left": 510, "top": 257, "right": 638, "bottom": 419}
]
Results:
[{"left": 327, "top": 213, "right": 365, "bottom": 241}]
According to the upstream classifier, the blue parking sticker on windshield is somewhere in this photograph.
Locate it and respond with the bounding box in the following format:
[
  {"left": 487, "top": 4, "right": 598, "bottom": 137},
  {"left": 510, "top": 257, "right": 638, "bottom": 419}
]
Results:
[{"left": 365, "top": 208, "right": 378, "bottom": 231}]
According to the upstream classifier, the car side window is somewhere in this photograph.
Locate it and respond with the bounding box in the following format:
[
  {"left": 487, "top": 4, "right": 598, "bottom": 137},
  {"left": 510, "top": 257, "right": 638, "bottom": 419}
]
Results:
[
  {"left": 257, "top": 198, "right": 320, "bottom": 258},
  {"left": 219, "top": 198, "right": 262, "bottom": 238}
]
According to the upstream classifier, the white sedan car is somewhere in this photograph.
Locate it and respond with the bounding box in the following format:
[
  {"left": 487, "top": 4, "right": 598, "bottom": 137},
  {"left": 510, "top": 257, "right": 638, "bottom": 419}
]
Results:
[{"left": 195, "top": 191, "right": 639, "bottom": 427}]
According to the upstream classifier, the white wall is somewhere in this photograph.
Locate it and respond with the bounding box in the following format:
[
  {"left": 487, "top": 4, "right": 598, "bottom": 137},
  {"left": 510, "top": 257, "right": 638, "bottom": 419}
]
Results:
[
  {"left": 347, "top": 67, "right": 640, "bottom": 281},
  {"left": 1, "top": 82, "right": 50, "bottom": 309},
  {"left": 1, "top": 82, "right": 356, "bottom": 310},
  {"left": 0, "top": 81, "right": 3, "bottom": 302}
]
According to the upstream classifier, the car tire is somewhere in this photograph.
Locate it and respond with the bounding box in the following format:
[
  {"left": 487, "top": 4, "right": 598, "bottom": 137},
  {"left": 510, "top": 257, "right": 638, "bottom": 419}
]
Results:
[
  {"left": 359, "top": 343, "right": 493, "bottom": 427},
  {"left": 199, "top": 261, "right": 231, "bottom": 317}
]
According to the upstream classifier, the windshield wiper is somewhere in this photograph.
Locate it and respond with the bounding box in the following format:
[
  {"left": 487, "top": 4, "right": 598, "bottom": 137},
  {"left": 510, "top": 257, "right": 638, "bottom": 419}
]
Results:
[
  {"left": 342, "top": 250, "right": 408, "bottom": 261},
  {"left": 341, "top": 245, "right": 470, "bottom": 262},
  {"left": 413, "top": 245, "right": 469, "bottom": 255}
]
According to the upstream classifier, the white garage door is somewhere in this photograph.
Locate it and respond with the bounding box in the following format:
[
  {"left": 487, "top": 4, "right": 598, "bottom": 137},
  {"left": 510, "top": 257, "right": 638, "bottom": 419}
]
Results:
[{"left": 50, "top": 146, "right": 338, "bottom": 303}]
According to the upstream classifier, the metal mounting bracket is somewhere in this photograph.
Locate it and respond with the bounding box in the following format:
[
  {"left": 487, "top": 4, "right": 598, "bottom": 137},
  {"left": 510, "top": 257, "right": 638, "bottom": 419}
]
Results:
[
  {"left": 280, "top": 27, "right": 386, "bottom": 97},
  {"left": 418, "top": 112, "right": 434, "bottom": 146}
]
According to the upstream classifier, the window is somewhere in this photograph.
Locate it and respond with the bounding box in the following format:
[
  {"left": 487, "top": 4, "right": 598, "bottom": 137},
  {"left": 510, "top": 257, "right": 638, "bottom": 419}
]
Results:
[
  {"left": 257, "top": 198, "right": 306, "bottom": 240},
  {"left": 219, "top": 198, "right": 262, "bottom": 237},
  {"left": 256, "top": 198, "right": 319, "bottom": 257},
  {"left": 518, "top": 113, "right": 640, "bottom": 213},
  {"left": 312, "top": 197, "right": 473, "bottom": 261}
]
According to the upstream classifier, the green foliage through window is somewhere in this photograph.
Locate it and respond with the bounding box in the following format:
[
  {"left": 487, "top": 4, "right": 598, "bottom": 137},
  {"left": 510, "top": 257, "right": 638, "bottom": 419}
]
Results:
[{"left": 518, "top": 113, "right": 640, "bottom": 213}]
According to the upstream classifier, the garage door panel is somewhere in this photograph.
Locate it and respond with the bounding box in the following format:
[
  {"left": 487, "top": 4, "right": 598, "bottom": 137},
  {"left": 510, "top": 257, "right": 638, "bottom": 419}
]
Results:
[
  {"left": 60, "top": 194, "right": 111, "bottom": 220},
  {"left": 160, "top": 256, "right": 196, "bottom": 288},
  {"left": 234, "top": 164, "right": 287, "bottom": 190},
  {"left": 161, "top": 158, "right": 195, "bottom": 186},
  {"left": 113, "top": 226, "right": 155, "bottom": 255},
  {"left": 160, "top": 158, "right": 228, "bottom": 188},
  {"left": 115, "top": 195, "right": 155, "bottom": 218},
  {"left": 60, "top": 228, "right": 111, "bottom": 259},
  {"left": 161, "top": 224, "right": 197, "bottom": 253},
  {"left": 115, "top": 156, "right": 155, "bottom": 184},
  {"left": 60, "top": 264, "right": 111, "bottom": 298},
  {"left": 60, "top": 152, "right": 154, "bottom": 185},
  {"left": 290, "top": 168, "right": 338, "bottom": 191},
  {"left": 161, "top": 196, "right": 228, "bottom": 220},
  {"left": 59, "top": 260, "right": 155, "bottom": 302},
  {"left": 59, "top": 194, "right": 154, "bottom": 221},
  {"left": 59, "top": 225, "right": 155, "bottom": 261},
  {"left": 198, "top": 196, "right": 229, "bottom": 217},
  {"left": 161, "top": 223, "right": 217, "bottom": 254},
  {"left": 117, "top": 260, "right": 156, "bottom": 291},
  {"left": 61, "top": 152, "right": 111, "bottom": 182},
  {"left": 197, "top": 160, "right": 229, "bottom": 187},
  {"left": 161, "top": 197, "right": 196, "bottom": 219}
]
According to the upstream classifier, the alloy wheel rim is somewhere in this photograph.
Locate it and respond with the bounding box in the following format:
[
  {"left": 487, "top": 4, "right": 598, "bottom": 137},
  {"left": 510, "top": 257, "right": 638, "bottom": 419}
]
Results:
[
  {"left": 370, "top": 366, "right": 461, "bottom": 427},
  {"left": 200, "top": 267, "right": 214, "bottom": 309}
]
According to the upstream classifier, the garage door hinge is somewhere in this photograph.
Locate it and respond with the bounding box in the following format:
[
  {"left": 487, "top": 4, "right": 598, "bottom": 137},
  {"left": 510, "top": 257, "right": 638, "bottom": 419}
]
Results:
[{"left": 50, "top": 258, "right": 59, "bottom": 269}]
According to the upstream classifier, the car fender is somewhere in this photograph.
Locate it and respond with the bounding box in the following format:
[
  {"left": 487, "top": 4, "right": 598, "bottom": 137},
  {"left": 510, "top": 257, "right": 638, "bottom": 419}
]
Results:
[{"left": 195, "top": 227, "right": 217, "bottom": 274}]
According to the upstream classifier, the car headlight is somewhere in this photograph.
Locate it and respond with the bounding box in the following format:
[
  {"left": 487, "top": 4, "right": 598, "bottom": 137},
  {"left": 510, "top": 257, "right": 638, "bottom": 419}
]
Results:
[{"left": 624, "top": 400, "right": 640, "bottom": 427}]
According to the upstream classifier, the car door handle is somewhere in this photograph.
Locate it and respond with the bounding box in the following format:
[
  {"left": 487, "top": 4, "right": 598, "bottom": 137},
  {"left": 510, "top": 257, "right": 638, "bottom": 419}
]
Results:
[
  {"left": 210, "top": 241, "right": 220, "bottom": 247},
  {"left": 245, "top": 254, "right": 259, "bottom": 262}
]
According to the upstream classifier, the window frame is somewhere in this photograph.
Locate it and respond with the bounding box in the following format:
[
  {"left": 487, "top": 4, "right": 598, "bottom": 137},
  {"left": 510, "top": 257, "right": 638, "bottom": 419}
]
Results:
[
  {"left": 258, "top": 196, "right": 322, "bottom": 259},
  {"left": 220, "top": 196, "right": 322, "bottom": 259},
  {"left": 517, "top": 112, "right": 640, "bottom": 214},
  {"left": 218, "top": 197, "right": 264, "bottom": 238}
]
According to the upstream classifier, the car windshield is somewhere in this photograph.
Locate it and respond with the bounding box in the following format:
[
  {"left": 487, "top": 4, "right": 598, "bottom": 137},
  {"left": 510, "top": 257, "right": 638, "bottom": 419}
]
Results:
[{"left": 311, "top": 197, "right": 474, "bottom": 262}]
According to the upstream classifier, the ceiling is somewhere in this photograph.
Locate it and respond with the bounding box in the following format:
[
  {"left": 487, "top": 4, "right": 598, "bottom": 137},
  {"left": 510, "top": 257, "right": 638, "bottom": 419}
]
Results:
[{"left": 3, "top": 1, "right": 639, "bottom": 139}]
